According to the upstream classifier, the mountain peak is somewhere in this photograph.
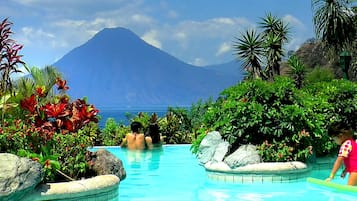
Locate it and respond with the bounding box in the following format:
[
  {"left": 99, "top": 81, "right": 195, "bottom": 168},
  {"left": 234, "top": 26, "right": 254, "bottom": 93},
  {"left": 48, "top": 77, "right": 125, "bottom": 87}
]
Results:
[{"left": 54, "top": 27, "right": 243, "bottom": 108}]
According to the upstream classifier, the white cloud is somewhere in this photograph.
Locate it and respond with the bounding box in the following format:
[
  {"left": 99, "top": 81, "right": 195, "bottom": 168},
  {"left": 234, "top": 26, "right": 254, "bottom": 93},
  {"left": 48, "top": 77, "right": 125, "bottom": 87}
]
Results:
[
  {"left": 131, "top": 14, "right": 153, "bottom": 24},
  {"left": 212, "top": 18, "right": 235, "bottom": 25},
  {"left": 141, "top": 30, "right": 162, "bottom": 49},
  {"left": 190, "top": 58, "right": 206, "bottom": 66},
  {"left": 283, "top": 14, "right": 305, "bottom": 31},
  {"left": 216, "top": 42, "right": 231, "bottom": 56}
]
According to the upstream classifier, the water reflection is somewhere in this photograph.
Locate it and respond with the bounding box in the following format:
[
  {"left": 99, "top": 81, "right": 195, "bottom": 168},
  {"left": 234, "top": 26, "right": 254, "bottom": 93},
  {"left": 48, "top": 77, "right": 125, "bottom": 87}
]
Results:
[{"left": 124, "top": 147, "right": 163, "bottom": 170}]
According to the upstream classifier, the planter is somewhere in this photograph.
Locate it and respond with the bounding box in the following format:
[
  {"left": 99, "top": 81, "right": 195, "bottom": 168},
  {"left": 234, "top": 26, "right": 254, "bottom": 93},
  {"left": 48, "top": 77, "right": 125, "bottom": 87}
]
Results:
[
  {"left": 22, "top": 175, "right": 119, "bottom": 201},
  {"left": 204, "top": 161, "right": 311, "bottom": 183}
]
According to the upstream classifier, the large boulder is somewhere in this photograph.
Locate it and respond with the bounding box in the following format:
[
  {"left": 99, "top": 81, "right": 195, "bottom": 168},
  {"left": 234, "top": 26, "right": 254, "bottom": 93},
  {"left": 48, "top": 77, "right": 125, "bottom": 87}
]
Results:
[
  {"left": 211, "top": 141, "right": 230, "bottom": 162},
  {"left": 89, "top": 149, "right": 126, "bottom": 181},
  {"left": 224, "top": 144, "right": 261, "bottom": 168},
  {"left": 197, "top": 131, "right": 224, "bottom": 164},
  {"left": 0, "top": 153, "right": 43, "bottom": 201}
]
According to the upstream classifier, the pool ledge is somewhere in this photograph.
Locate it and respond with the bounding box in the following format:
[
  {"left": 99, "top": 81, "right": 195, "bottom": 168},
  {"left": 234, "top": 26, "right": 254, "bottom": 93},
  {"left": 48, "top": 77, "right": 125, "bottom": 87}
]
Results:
[
  {"left": 22, "top": 174, "right": 119, "bottom": 201},
  {"left": 205, "top": 161, "right": 311, "bottom": 183}
]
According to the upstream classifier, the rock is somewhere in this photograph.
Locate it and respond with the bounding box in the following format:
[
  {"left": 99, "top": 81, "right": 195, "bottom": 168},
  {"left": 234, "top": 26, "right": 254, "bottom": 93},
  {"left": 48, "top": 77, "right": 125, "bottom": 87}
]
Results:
[
  {"left": 197, "top": 131, "right": 224, "bottom": 164},
  {"left": 0, "top": 153, "right": 43, "bottom": 201},
  {"left": 204, "top": 161, "right": 231, "bottom": 172},
  {"left": 224, "top": 144, "right": 261, "bottom": 168},
  {"left": 212, "top": 141, "right": 230, "bottom": 162},
  {"left": 90, "top": 149, "right": 126, "bottom": 181}
]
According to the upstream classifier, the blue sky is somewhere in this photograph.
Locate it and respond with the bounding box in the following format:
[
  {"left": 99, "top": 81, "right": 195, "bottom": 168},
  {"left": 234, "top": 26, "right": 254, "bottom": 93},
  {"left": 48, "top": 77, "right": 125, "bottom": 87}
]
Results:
[{"left": 3, "top": 0, "right": 315, "bottom": 69}]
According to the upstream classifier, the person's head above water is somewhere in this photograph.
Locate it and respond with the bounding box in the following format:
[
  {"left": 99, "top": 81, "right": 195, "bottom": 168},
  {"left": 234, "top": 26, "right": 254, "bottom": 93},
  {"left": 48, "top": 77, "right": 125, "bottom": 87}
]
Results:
[
  {"left": 147, "top": 123, "right": 160, "bottom": 143},
  {"left": 131, "top": 121, "right": 143, "bottom": 133}
]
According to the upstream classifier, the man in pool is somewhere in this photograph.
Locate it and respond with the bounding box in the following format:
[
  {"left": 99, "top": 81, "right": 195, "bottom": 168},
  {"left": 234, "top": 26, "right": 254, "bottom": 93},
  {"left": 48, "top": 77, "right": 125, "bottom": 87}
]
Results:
[{"left": 120, "top": 121, "right": 146, "bottom": 150}]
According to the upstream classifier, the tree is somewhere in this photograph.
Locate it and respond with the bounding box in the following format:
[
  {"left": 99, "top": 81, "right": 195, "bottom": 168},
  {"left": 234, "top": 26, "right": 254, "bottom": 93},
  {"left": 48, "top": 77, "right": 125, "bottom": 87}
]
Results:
[
  {"left": 233, "top": 13, "right": 290, "bottom": 80},
  {"left": 259, "top": 13, "right": 290, "bottom": 77},
  {"left": 233, "top": 30, "right": 264, "bottom": 79},
  {"left": 312, "top": 0, "right": 356, "bottom": 53}
]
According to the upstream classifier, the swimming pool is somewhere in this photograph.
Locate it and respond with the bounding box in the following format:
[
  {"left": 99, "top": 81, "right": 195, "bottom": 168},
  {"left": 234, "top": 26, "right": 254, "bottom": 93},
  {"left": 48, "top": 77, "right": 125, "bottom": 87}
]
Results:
[{"left": 97, "top": 145, "right": 356, "bottom": 201}]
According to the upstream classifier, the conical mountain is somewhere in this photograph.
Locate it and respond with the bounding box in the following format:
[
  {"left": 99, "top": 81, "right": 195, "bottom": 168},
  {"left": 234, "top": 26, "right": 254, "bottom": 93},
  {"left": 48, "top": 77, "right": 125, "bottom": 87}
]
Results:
[{"left": 53, "top": 27, "right": 242, "bottom": 108}]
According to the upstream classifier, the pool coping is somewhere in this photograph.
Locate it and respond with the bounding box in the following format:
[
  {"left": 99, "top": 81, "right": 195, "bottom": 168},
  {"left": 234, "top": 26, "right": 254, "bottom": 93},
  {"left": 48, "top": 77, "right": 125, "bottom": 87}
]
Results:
[
  {"left": 204, "top": 158, "right": 336, "bottom": 183},
  {"left": 22, "top": 174, "right": 119, "bottom": 201}
]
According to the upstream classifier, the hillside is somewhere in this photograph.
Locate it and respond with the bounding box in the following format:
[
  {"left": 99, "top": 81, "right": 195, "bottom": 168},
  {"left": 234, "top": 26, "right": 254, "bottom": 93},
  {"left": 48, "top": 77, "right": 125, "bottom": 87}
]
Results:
[{"left": 53, "top": 27, "right": 243, "bottom": 108}]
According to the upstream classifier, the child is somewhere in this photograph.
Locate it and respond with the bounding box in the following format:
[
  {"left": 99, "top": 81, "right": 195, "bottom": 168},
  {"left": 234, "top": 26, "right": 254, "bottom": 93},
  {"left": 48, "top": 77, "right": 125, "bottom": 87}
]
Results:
[{"left": 325, "top": 123, "right": 357, "bottom": 186}]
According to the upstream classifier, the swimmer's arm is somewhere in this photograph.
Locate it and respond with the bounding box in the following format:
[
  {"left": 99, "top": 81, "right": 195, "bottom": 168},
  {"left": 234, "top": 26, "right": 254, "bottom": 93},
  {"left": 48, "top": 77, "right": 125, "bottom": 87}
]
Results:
[
  {"left": 325, "top": 156, "right": 344, "bottom": 182},
  {"left": 120, "top": 137, "right": 127, "bottom": 147}
]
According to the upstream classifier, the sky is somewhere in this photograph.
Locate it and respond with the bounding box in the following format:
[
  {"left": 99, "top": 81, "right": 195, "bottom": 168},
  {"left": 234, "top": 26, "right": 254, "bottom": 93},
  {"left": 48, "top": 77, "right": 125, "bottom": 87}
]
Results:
[{"left": 2, "top": 0, "right": 315, "bottom": 69}]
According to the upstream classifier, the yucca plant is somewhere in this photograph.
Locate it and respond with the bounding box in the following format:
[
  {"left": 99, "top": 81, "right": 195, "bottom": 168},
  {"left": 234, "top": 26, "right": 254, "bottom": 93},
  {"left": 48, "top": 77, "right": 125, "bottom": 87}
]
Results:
[{"left": 287, "top": 55, "right": 306, "bottom": 89}]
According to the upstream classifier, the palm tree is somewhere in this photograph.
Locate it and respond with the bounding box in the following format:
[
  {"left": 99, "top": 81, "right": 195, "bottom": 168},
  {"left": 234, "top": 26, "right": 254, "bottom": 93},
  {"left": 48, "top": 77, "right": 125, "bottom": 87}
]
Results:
[
  {"left": 233, "top": 30, "right": 264, "bottom": 79},
  {"left": 259, "top": 13, "right": 290, "bottom": 77},
  {"left": 312, "top": 0, "right": 356, "bottom": 53}
]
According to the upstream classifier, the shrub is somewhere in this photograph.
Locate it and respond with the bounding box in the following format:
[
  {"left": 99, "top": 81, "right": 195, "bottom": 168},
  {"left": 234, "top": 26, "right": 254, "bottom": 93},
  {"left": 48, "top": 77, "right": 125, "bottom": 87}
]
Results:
[
  {"left": 190, "top": 77, "right": 356, "bottom": 162},
  {"left": 100, "top": 118, "right": 128, "bottom": 146},
  {"left": 159, "top": 107, "right": 193, "bottom": 144},
  {"left": 0, "top": 78, "right": 100, "bottom": 182}
]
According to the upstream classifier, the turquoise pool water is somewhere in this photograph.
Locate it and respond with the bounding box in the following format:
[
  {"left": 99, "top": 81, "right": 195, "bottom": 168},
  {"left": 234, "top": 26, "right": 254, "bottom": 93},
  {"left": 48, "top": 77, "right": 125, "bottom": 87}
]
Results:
[{"left": 96, "top": 145, "right": 357, "bottom": 201}]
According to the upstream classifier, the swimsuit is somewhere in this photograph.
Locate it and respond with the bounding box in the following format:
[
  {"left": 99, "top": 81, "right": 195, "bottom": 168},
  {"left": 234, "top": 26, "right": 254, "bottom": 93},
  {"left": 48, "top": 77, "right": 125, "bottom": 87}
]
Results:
[{"left": 338, "top": 139, "right": 357, "bottom": 172}]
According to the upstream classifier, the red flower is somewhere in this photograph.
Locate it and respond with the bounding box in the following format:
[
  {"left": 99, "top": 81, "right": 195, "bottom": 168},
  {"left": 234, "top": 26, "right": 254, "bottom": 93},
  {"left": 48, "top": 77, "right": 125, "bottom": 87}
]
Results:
[
  {"left": 56, "top": 78, "right": 69, "bottom": 91},
  {"left": 20, "top": 94, "right": 37, "bottom": 113},
  {"left": 36, "top": 86, "right": 46, "bottom": 97},
  {"left": 43, "top": 103, "right": 69, "bottom": 118},
  {"left": 63, "top": 120, "right": 74, "bottom": 132},
  {"left": 58, "top": 95, "right": 70, "bottom": 104},
  {"left": 44, "top": 159, "right": 51, "bottom": 168}
]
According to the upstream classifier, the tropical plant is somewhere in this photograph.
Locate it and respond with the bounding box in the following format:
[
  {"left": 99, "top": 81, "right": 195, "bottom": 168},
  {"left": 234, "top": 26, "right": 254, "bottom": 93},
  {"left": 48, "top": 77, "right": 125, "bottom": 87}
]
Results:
[
  {"left": 0, "top": 18, "right": 25, "bottom": 123},
  {"left": 0, "top": 78, "right": 100, "bottom": 182},
  {"left": 159, "top": 107, "right": 193, "bottom": 144},
  {"left": 305, "top": 67, "right": 335, "bottom": 83},
  {"left": 312, "top": 0, "right": 356, "bottom": 53},
  {"left": 191, "top": 77, "right": 357, "bottom": 162},
  {"left": 259, "top": 13, "right": 290, "bottom": 77},
  {"left": 287, "top": 55, "right": 306, "bottom": 89},
  {"left": 233, "top": 29, "right": 264, "bottom": 79},
  {"left": 100, "top": 118, "right": 128, "bottom": 146},
  {"left": 233, "top": 13, "right": 290, "bottom": 80}
]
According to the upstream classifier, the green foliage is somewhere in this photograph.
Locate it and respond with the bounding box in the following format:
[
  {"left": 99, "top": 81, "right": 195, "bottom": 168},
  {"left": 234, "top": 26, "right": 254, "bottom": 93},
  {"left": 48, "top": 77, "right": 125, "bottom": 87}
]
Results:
[
  {"left": 101, "top": 106, "right": 204, "bottom": 145},
  {"left": 304, "top": 79, "right": 357, "bottom": 131},
  {"left": 287, "top": 55, "right": 306, "bottom": 89},
  {"left": 17, "top": 146, "right": 60, "bottom": 182},
  {"left": 305, "top": 67, "right": 335, "bottom": 84},
  {"left": 0, "top": 77, "right": 100, "bottom": 182},
  {"left": 159, "top": 107, "right": 193, "bottom": 144},
  {"left": 233, "top": 13, "right": 290, "bottom": 80},
  {"left": 52, "top": 122, "right": 97, "bottom": 180},
  {"left": 191, "top": 77, "right": 357, "bottom": 162},
  {"left": 100, "top": 118, "right": 128, "bottom": 146}
]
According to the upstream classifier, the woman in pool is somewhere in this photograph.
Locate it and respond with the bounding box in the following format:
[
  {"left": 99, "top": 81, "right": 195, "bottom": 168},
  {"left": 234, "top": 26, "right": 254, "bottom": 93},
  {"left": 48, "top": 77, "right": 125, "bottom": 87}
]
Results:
[
  {"left": 325, "top": 123, "right": 357, "bottom": 186},
  {"left": 145, "top": 123, "right": 163, "bottom": 149}
]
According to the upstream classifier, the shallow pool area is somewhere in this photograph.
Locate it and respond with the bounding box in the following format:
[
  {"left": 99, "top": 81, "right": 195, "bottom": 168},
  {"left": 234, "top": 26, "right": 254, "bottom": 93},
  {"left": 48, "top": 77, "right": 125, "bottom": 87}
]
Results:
[{"left": 93, "top": 145, "right": 357, "bottom": 201}]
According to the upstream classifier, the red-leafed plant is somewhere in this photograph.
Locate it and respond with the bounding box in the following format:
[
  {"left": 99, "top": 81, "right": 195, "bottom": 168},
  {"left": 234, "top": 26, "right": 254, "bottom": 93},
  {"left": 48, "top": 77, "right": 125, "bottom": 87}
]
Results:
[
  {"left": 20, "top": 78, "right": 99, "bottom": 137},
  {"left": 2, "top": 77, "right": 100, "bottom": 182},
  {"left": 0, "top": 18, "right": 99, "bottom": 182},
  {"left": 0, "top": 18, "right": 25, "bottom": 124}
]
